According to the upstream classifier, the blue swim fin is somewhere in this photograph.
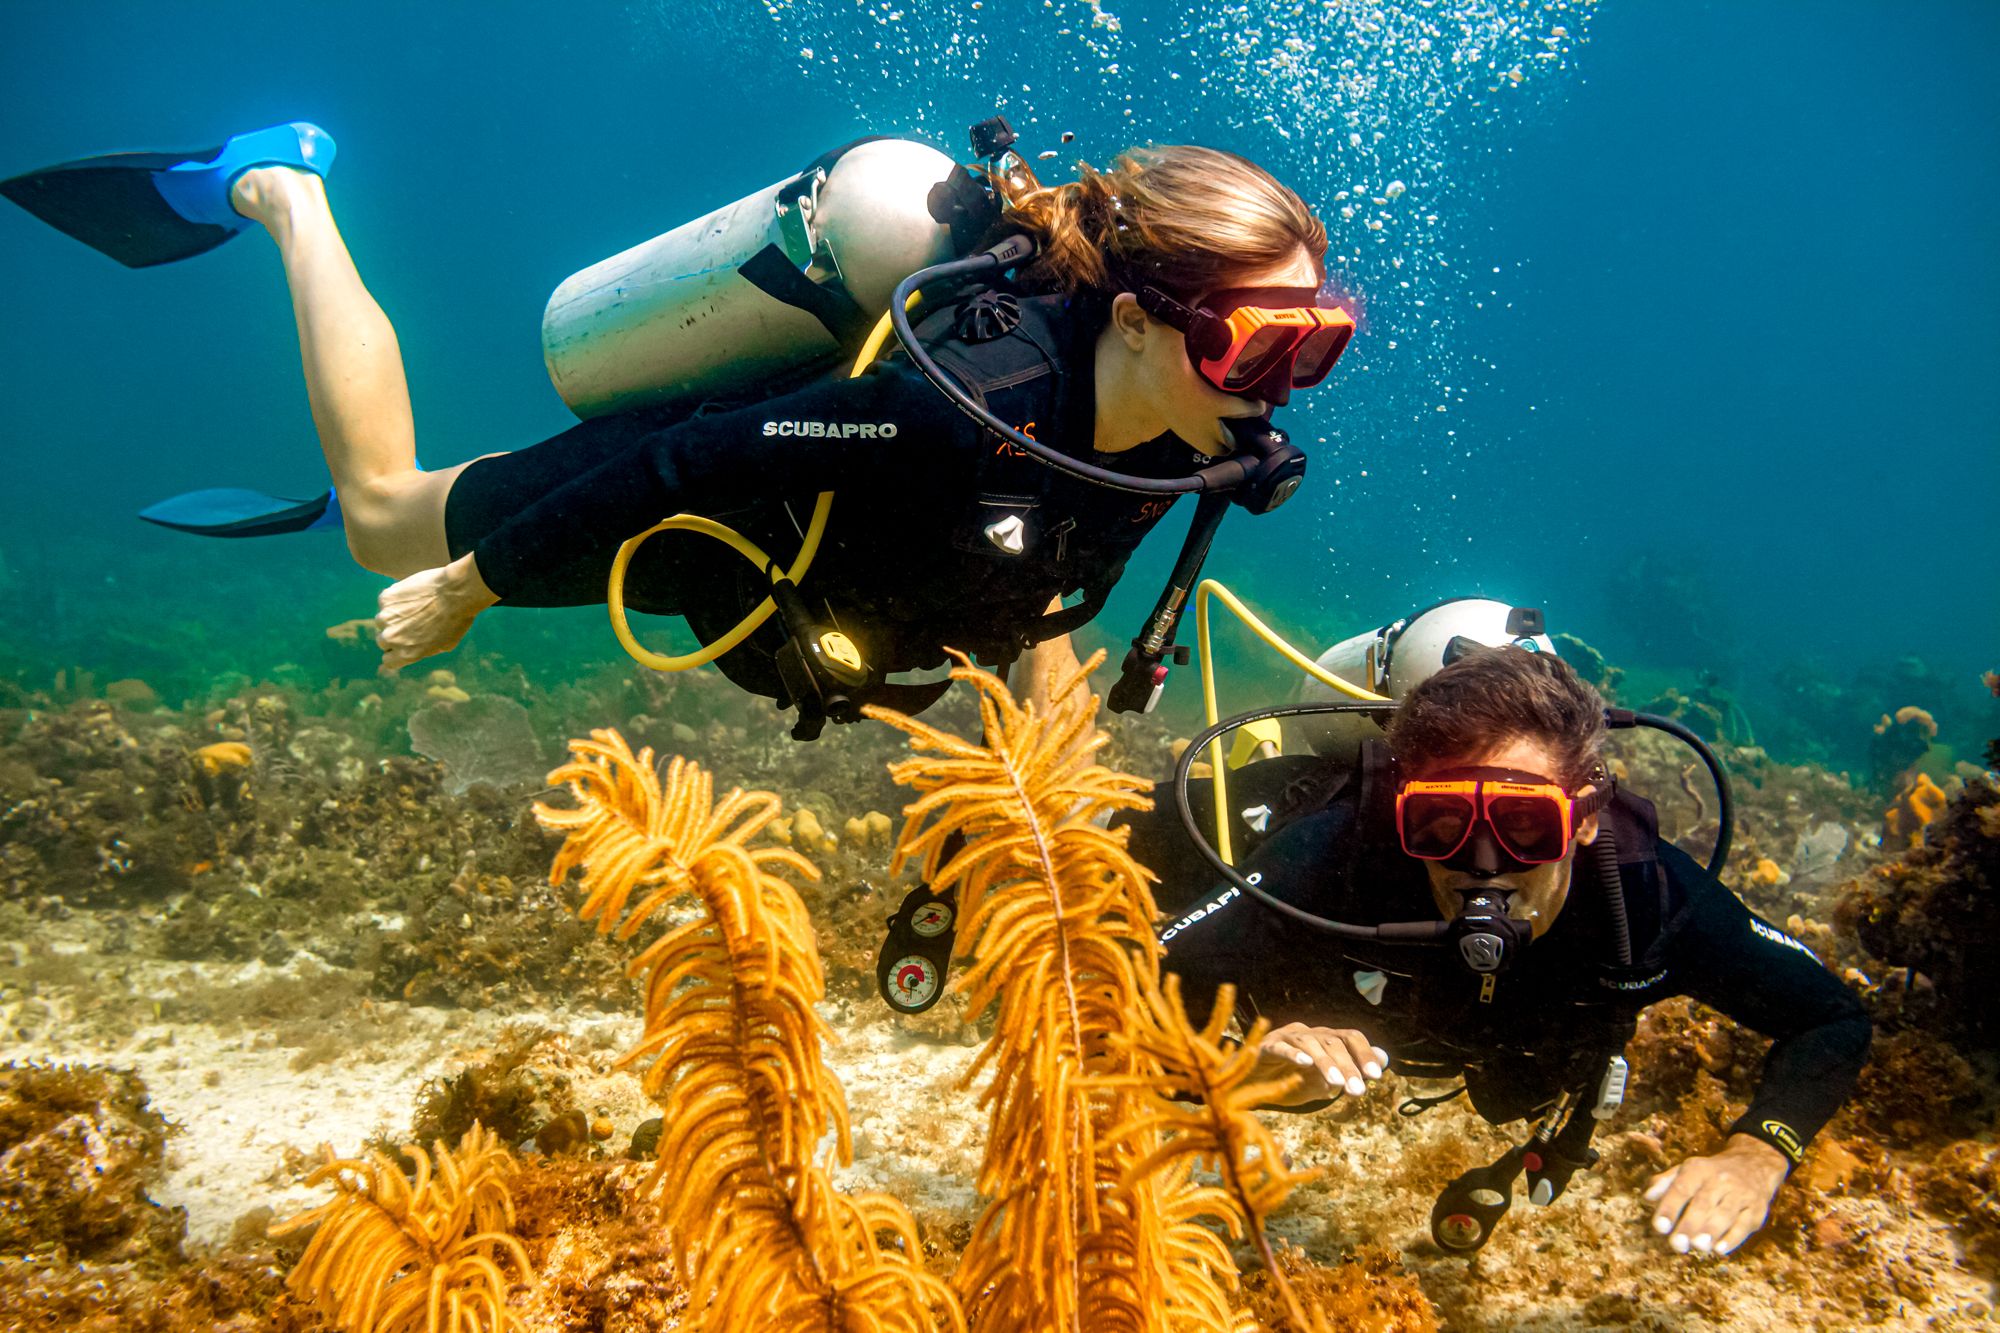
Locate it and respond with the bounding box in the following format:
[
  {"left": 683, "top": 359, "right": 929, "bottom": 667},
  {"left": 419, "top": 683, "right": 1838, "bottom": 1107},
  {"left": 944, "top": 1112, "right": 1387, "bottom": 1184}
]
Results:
[
  {"left": 0, "top": 122, "right": 335, "bottom": 268},
  {"left": 139, "top": 487, "right": 342, "bottom": 538}
]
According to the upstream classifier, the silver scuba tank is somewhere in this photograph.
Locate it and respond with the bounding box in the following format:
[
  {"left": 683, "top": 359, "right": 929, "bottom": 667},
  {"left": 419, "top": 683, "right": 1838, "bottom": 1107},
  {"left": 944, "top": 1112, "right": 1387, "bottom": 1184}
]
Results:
[
  {"left": 541, "top": 138, "right": 962, "bottom": 419},
  {"left": 1296, "top": 597, "right": 1560, "bottom": 757}
]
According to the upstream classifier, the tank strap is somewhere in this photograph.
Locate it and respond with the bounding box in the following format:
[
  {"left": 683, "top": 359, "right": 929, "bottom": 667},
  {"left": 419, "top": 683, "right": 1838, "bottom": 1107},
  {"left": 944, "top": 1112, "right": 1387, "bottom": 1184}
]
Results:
[
  {"left": 737, "top": 135, "right": 919, "bottom": 351},
  {"left": 737, "top": 244, "right": 873, "bottom": 348}
]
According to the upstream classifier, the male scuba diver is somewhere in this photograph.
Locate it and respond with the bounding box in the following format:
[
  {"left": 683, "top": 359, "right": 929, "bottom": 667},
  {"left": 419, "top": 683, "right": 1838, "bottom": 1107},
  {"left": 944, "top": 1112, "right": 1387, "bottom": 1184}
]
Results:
[
  {"left": 1, "top": 118, "right": 1351, "bottom": 739},
  {"left": 1129, "top": 640, "right": 1871, "bottom": 1258}
]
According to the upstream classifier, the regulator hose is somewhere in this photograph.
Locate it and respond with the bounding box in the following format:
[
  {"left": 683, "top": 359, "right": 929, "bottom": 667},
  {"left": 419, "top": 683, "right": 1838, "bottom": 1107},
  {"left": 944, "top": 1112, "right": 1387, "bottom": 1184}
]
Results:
[
  {"left": 1169, "top": 700, "right": 1445, "bottom": 945},
  {"left": 1589, "top": 823, "right": 1634, "bottom": 968},
  {"left": 1168, "top": 702, "right": 1739, "bottom": 948},
  {"left": 889, "top": 239, "right": 1297, "bottom": 499}
]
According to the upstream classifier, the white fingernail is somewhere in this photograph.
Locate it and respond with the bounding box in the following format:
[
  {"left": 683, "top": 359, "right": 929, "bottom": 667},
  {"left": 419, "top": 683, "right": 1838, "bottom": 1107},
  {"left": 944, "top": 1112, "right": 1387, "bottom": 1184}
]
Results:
[
  {"left": 1371, "top": 1046, "right": 1388, "bottom": 1065},
  {"left": 1363, "top": 1061, "right": 1382, "bottom": 1079},
  {"left": 1345, "top": 1076, "right": 1365, "bottom": 1096},
  {"left": 1652, "top": 1216, "right": 1673, "bottom": 1235},
  {"left": 1292, "top": 1051, "right": 1313, "bottom": 1066},
  {"left": 1693, "top": 1234, "right": 1713, "bottom": 1253},
  {"left": 1670, "top": 1234, "right": 1690, "bottom": 1254},
  {"left": 1717, "top": 1238, "right": 1738, "bottom": 1256},
  {"left": 1643, "top": 1183, "right": 1667, "bottom": 1202}
]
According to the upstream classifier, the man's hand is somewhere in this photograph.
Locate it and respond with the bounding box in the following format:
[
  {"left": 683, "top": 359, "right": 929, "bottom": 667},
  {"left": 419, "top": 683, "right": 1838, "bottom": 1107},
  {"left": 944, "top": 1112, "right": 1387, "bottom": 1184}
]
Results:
[
  {"left": 1253, "top": 1023, "right": 1388, "bottom": 1107},
  {"left": 375, "top": 554, "right": 499, "bottom": 672},
  {"left": 1644, "top": 1133, "right": 1791, "bottom": 1256}
]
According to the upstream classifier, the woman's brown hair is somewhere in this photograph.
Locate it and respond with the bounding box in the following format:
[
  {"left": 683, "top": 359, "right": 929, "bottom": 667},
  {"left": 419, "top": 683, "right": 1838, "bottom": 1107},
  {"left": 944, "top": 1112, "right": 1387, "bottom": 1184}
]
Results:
[
  {"left": 1386, "top": 646, "right": 1608, "bottom": 791},
  {"left": 1001, "top": 145, "right": 1327, "bottom": 299}
]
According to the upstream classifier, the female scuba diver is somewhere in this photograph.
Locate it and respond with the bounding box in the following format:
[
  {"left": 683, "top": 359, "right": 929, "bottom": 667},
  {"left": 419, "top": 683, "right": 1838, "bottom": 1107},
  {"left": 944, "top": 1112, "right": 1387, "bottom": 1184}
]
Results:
[{"left": 1, "top": 121, "right": 1354, "bottom": 738}]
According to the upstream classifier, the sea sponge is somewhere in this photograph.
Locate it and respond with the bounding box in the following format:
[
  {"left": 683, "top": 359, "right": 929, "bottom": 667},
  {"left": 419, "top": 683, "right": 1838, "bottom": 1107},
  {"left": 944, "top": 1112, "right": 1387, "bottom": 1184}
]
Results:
[
  {"left": 193, "top": 741, "right": 253, "bottom": 776},
  {"left": 104, "top": 678, "right": 159, "bottom": 712},
  {"left": 843, "top": 810, "right": 895, "bottom": 852},
  {"left": 1871, "top": 706, "right": 1941, "bottom": 790},
  {"left": 1881, "top": 705, "right": 1940, "bottom": 740},
  {"left": 791, "top": 806, "right": 838, "bottom": 854},
  {"left": 1885, "top": 772, "right": 1948, "bottom": 847},
  {"left": 1747, "top": 857, "right": 1786, "bottom": 888},
  {"left": 1168, "top": 737, "right": 1215, "bottom": 780}
]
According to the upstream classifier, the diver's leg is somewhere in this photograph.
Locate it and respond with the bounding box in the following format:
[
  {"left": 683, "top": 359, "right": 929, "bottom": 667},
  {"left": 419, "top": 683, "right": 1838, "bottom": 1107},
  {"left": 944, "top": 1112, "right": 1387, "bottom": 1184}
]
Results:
[{"left": 228, "top": 166, "right": 472, "bottom": 577}]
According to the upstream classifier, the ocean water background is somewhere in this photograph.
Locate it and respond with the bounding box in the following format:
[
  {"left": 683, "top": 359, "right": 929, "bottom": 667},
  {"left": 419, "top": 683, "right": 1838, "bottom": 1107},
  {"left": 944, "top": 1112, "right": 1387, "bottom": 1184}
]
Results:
[{"left": 0, "top": 0, "right": 1992, "bottom": 772}]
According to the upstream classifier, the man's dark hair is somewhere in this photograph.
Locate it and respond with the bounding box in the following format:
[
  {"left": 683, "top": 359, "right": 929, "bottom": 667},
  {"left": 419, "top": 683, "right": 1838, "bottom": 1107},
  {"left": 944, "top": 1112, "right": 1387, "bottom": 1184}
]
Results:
[{"left": 1385, "top": 647, "right": 1607, "bottom": 790}]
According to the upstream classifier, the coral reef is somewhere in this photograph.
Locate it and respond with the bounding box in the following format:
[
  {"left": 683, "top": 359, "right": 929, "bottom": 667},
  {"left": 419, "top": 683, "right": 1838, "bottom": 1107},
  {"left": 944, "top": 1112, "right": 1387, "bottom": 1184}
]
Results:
[
  {"left": 6, "top": 634, "right": 2000, "bottom": 1331},
  {"left": 0, "top": 1063, "right": 180, "bottom": 1262},
  {"left": 1838, "top": 777, "right": 2000, "bottom": 1043},
  {"left": 0, "top": 1063, "right": 304, "bottom": 1333}
]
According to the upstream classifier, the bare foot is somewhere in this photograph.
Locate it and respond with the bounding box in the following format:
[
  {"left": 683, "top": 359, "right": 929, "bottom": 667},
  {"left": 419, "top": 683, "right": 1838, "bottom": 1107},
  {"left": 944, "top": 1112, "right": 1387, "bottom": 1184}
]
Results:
[{"left": 229, "top": 165, "right": 327, "bottom": 230}]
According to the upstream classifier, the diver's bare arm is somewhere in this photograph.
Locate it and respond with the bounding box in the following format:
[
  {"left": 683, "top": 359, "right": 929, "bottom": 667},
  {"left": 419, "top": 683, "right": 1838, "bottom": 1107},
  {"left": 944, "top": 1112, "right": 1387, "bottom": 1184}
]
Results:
[
  {"left": 374, "top": 553, "right": 500, "bottom": 671},
  {"left": 1013, "top": 611, "right": 1085, "bottom": 712}
]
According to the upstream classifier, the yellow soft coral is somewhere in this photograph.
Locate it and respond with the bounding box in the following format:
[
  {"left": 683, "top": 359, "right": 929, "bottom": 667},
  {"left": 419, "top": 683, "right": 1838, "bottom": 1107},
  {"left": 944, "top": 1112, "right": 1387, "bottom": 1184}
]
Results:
[
  {"left": 271, "top": 1123, "right": 533, "bottom": 1333},
  {"left": 535, "top": 732, "right": 961, "bottom": 1333},
  {"left": 868, "top": 653, "right": 1326, "bottom": 1331}
]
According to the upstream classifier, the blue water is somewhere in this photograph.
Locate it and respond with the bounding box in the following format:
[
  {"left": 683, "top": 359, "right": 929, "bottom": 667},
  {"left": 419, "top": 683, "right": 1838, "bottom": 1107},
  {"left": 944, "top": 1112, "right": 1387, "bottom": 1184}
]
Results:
[{"left": 1, "top": 0, "right": 1993, "bottom": 767}]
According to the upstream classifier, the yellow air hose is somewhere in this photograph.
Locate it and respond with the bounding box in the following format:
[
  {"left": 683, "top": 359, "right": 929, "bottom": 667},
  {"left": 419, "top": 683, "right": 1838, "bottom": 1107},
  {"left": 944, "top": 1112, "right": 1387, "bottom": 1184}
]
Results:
[
  {"left": 605, "top": 300, "right": 908, "bottom": 672},
  {"left": 1192, "top": 577, "right": 1389, "bottom": 865}
]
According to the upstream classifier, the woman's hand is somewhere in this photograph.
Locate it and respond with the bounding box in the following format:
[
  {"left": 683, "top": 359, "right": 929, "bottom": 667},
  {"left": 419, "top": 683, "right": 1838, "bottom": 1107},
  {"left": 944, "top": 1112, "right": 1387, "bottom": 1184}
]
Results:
[
  {"left": 1253, "top": 1022, "right": 1388, "bottom": 1106},
  {"left": 375, "top": 554, "right": 499, "bottom": 672},
  {"left": 1644, "top": 1133, "right": 1791, "bottom": 1257}
]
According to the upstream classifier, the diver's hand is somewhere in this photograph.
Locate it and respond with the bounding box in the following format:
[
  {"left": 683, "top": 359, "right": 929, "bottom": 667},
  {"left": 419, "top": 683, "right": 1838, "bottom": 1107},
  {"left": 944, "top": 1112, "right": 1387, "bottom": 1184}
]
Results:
[
  {"left": 1644, "top": 1133, "right": 1790, "bottom": 1257},
  {"left": 375, "top": 554, "right": 499, "bottom": 672},
  {"left": 1253, "top": 1023, "right": 1388, "bottom": 1106}
]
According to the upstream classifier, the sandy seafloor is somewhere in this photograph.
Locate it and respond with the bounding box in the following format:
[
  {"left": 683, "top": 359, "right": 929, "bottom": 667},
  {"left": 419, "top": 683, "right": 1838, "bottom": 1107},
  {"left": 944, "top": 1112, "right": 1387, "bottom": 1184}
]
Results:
[
  {"left": 1, "top": 661, "right": 1996, "bottom": 1331},
  {"left": 8, "top": 906, "right": 1996, "bottom": 1331}
]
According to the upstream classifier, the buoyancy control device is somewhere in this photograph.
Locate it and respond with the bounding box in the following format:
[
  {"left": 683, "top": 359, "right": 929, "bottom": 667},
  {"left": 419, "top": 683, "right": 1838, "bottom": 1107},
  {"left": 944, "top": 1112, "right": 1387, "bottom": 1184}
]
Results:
[{"left": 562, "top": 115, "right": 1324, "bottom": 742}]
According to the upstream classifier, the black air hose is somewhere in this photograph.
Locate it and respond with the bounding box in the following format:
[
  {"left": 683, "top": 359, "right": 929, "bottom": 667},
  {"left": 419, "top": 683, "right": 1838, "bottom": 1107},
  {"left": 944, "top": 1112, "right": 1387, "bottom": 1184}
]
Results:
[{"left": 1589, "top": 822, "right": 1633, "bottom": 968}]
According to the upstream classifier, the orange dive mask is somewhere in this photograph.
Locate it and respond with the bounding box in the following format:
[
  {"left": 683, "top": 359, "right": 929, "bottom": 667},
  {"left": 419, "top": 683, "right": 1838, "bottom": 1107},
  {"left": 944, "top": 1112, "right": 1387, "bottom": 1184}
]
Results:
[
  {"left": 1396, "top": 767, "right": 1607, "bottom": 867},
  {"left": 1136, "top": 284, "right": 1355, "bottom": 406}
]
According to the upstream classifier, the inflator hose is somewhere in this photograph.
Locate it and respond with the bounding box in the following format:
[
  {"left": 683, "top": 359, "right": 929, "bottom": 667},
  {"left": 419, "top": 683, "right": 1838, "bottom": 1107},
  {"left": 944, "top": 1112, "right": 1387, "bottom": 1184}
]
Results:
[{"left": 605, "top": 300, "right": 907, "bottom": 672}]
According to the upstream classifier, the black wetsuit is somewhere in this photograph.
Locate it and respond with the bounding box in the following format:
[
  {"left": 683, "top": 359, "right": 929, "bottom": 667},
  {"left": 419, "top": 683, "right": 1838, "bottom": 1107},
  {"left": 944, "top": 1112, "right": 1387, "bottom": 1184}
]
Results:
[
  {"left": 442, "top": 292, "right": 1202, "bottom": 705},
  {"left": 1131, "top": 759, "right": 1871, "bottom": 1164}
]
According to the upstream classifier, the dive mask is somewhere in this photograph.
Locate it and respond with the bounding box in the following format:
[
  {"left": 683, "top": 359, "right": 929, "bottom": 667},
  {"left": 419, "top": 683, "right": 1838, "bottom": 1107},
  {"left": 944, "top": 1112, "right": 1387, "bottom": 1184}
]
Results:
[
  {"left": 1136, "top": 284, "right": 1354, "bottom": 405},
  {"left": 1397, "top": 766, "right": 1607, "bottom": 869}
]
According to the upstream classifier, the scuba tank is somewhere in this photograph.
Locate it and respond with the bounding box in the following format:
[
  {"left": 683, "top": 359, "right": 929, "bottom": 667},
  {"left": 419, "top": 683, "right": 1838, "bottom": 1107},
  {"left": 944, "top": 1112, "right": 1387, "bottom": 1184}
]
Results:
[
  {"left": 541, "top": 137, "right": 964, "bottom": 419},
  {"left": 1296, "top": 598, "right": 1557, "bottom": 759}
]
